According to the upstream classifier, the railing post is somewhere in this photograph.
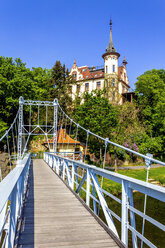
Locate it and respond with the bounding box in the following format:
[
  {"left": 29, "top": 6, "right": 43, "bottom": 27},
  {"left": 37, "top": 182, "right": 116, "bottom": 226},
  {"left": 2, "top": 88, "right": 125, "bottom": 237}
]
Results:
[
  {"left": 56, "top": 157, "right": 60, "bottom": 175},
  {"left": 86, "top": 168, "right": 90, "bottom": 206},
  {"left": 128, "top": 188, "right": 138, "bottom": 248},
  {"left": 17, "top": 96, "right": 24, "bottom": 162},
  {"left": 121, "top": 180, "right": 129, "bottom": 246},
  {"left": 72, "top": 162, "right": 75, "bottom": 190},
  {"left": 7, "top": 185, "right": 18, "bottom": 247},
  {"left": 92, "top": 183, "right": 97, "bottom": 214},
  {"left": 62, "top": 160, "right": 65, "bottom": 181},
  {"left": 53, "top": 156, "right": 56, "bottom": 171},
  {"left": 51, "top": 155, "right": 53, "bottom": 168}
]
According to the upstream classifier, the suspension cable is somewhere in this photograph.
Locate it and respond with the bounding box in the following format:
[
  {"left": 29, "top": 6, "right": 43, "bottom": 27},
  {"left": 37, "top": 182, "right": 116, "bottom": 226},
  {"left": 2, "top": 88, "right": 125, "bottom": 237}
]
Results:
[
  {"left": 141, "top": 155, "right": 152, "bottom": 248},
  {"left": 67, "top": 118, "right": 72, "bottom": 152},
  {"left": 38, "top": 105, "right": 39, "bottom": 126},
  {"left": 101, "top": 138, "right": 108, "bottom": 188},
  {"left": 6, "top": 133, "right": 11, "bottom": 170},
  {"left": 84, "top": 130, "right": 89, "bottom": 163},
  {"left": 57, "top": 104, "right": 165, "bottom": 166},
  {"left": 46, "top": 105, "right": 47, "bottom": 133},
  {"left": 29, "top": 104, "right": 31, "bottom": 133},
  {"left": 11, "top": 126, "right": 16, "bottom": 157},
  {"left": 74, "top": 124, "right": 79, "bottom": 160}
]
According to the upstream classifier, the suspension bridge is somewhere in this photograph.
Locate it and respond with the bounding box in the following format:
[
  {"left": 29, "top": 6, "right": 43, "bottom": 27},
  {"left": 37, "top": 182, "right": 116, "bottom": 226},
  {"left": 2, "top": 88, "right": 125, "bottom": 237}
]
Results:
[{"left": 0, "top": 97, "right": 165, "bottom": 248}]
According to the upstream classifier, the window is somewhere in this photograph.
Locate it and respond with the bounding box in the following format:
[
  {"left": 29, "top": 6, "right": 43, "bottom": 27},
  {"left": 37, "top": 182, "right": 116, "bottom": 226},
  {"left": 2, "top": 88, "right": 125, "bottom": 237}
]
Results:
[
  {"left": 82, "top": 68, "right": 87, "bottom": 72},
  {"left": 96, "top": 81, "right": 101, "bottom": 89},
  {"left": 112, "top": 79, "right": 115, "bottom": 87},
  {"left": 113, "top": 91, "right": 115, "bottom": 100},
  {"left": 106, "top": 65, "right": 108, "bottom": 73},
  {"left": 85, "top": 83, "right": 89, "bottom": 92},
  {"left": 73, "top": 73, "right": 77, "bottom": 80},
  {"left": 77, "top": 84, "right": 80, "bottom": 93},
  {"left": 112, "top": 65, "right": 115, "bottom": 72}
]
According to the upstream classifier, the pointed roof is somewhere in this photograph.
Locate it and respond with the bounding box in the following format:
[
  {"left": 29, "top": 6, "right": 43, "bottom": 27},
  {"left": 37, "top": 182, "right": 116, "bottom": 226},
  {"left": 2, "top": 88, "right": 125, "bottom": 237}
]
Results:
[
  {"left": 106, "top": 19, "right": 116, "bottom": 53},
  {"left": 57, "top": 128, "right": 80, "bottom": 144},
  {"left": 102, "top": 19, "right": 120, "bottom": 59},
  {"left": 43, "top": 129, "right": 80, "bottom": 145},
  {"left": 122, "top": 56, "right": 128, "bottom": 66}
]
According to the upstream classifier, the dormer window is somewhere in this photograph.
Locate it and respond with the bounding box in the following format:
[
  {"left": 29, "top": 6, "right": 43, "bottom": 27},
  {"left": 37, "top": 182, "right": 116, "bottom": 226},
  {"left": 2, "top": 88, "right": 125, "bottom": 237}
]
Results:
[
  {"left": 82, "top": 68, "right": 87, "bottom": 72},
  {"left": 73, "top": 73, "right": 77, "bottom": 80}
]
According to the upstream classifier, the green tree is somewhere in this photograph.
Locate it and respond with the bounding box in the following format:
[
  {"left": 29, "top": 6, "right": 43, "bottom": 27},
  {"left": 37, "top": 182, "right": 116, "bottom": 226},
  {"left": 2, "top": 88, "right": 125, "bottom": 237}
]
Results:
[
  {"left": 48, "top": 61, "right": 75, "bottom": 112},
  {"left": 0, "top": 56, "right": 49, "bottom": 133},
  {"left": 73, "top": 90, "right": 118, "bottom": 161},
  {"left": 135, "top": 69, "right": 165, "bottom": 158}
]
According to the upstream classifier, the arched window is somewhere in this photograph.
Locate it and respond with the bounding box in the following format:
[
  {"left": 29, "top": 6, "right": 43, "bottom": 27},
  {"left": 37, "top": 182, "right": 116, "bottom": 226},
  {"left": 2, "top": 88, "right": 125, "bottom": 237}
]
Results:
[{"left": 72, "top": 72, "right": 77, "bottom": 80}]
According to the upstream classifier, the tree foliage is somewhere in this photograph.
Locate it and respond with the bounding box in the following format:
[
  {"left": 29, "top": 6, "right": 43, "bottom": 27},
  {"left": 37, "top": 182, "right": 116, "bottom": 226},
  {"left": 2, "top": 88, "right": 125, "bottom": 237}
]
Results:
[
  {"left": 0, "top": 56, "right": 51, "bottom": 135},
  {"left": 135, "top": 69, "right": 165, "bottom": 158},
  {"left": 48, "top": 61, "right": 75, "bottom": 112},
  {"left": 73, "top": 90, "right": 118, "bottom": 159},
  {"left": 0, "top": 56, "right": 164, "bottom": 161}
]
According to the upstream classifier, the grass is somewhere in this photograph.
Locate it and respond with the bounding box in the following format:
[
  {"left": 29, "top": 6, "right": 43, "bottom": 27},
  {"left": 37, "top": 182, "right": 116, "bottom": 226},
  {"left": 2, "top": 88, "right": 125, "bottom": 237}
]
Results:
[{"left": 102, "top": 167, "right": 165, "bottom": 195}]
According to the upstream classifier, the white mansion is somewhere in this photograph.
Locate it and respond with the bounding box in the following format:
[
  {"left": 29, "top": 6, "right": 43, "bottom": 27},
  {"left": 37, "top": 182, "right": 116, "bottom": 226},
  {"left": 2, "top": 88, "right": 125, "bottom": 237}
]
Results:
[{"left": 70, "top": 20, "right": 130, "bottom": 104}]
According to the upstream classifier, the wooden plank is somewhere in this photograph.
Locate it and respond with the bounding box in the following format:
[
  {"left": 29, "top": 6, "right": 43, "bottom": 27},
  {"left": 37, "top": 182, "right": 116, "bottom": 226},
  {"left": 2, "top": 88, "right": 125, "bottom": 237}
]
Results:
[{"left": 16, "top": 159, "right": 120, "bottom": 247}]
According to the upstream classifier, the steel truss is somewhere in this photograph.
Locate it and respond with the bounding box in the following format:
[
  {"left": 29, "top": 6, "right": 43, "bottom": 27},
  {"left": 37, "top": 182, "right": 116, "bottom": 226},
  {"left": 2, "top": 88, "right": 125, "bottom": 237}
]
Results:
[{"left": 18, "top": 97, "right": 58, "bottom": 159}]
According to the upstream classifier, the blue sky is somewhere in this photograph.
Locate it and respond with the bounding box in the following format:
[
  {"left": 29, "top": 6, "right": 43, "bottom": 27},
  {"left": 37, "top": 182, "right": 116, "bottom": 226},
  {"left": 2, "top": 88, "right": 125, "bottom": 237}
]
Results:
[{"left": 0, "top": 0, "right": 165, "bottom": 90}]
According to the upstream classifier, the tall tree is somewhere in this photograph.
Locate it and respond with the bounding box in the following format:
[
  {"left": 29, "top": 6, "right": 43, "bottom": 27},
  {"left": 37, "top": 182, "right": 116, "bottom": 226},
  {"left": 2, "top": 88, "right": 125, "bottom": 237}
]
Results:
[
  {"left": 135, "top": 69, "right": 165, "bottom": 158},
  {"left": 48, "top": 61, "right": 75, "bottom": 112},
  {"left": 73, "top": 90, "right": 118, "bottom": 161},
  {"left": 0, "top": 56, "right": 49, "bottom": 134}
]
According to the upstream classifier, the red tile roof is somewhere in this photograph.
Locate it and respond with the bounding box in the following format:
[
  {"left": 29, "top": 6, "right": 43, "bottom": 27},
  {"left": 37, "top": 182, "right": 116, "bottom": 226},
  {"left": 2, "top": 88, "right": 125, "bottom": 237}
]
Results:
[
  {"left": 78, "top": 66, "right": 104, "bottom": 80},
  {"left": 44, "top": 129, "right": 80, "bottom": 145}
]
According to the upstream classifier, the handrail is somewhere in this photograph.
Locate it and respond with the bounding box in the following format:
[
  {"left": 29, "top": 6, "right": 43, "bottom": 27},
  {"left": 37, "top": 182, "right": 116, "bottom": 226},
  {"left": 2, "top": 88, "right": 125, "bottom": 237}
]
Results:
[
  {"left": 44, "top": 152, "right": 165, "bottom": 248},
  {"left": 0, "top": 153, "right": 31, "bottom": 248},
  {"left": 58, "top": 104, "right": 165, "bottom": 167}
]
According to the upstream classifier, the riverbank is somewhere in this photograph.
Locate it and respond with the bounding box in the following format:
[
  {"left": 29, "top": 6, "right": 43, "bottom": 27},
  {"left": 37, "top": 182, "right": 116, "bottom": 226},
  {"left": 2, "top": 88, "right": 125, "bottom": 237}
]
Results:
[{"left": 102, "top": 167, "right": 165, "bottom": 195}]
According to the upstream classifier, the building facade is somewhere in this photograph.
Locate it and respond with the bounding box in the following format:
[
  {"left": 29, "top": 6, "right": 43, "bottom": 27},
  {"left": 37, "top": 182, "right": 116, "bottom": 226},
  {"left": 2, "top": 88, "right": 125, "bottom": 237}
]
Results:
[
  {"left": 43, "top": 128, "right": 84, "bottom": 160},
  {"left": 70, "top": 20, "right": 130, "bottom": 104}
]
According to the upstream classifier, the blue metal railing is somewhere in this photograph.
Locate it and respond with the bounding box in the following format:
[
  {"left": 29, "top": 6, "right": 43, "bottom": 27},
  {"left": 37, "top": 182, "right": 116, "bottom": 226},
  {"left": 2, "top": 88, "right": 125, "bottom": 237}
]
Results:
[
  {"left": 0, "top": 153, "right": 31, "bottom": 248},
  {"left": 44, "top": 152, "right": 165, "bottom": 248}
]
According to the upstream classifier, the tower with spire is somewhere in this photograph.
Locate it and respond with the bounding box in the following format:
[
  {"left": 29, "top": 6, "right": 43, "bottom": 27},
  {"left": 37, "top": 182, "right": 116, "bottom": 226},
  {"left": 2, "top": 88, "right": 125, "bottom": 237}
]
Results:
[
  {"left": 102, "top": 19, "right": 120, "bottom": 75},
  {"left": 69, "top": 19, "right": 130, "bottom": 105}
]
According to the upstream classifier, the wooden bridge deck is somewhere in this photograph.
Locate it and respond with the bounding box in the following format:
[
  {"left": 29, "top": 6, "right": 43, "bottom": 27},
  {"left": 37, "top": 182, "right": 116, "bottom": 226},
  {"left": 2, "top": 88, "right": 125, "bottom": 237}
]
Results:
[{"left": 16, "top": 159, "right": 120, "bottom": 248}]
